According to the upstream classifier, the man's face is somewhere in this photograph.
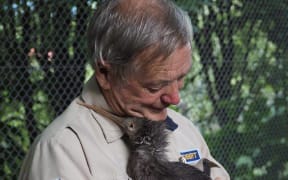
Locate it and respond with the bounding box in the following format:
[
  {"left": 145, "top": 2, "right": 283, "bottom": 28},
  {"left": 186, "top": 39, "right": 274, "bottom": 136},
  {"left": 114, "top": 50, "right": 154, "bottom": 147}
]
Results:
[{"left": 108, "top": 44, "right": 192, "bottom": 121}]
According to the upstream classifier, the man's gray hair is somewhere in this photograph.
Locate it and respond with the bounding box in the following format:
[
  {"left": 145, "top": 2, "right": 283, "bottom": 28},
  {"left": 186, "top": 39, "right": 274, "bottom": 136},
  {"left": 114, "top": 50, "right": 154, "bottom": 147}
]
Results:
[{"left": 87, "top": 0, "right": 193, "bottom": 81}]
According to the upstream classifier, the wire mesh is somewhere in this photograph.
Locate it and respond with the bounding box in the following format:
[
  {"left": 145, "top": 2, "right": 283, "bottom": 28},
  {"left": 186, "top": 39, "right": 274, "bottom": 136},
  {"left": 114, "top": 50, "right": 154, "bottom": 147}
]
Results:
[{"left": 0, "top": 0, "right": 287, "bottom": 179}]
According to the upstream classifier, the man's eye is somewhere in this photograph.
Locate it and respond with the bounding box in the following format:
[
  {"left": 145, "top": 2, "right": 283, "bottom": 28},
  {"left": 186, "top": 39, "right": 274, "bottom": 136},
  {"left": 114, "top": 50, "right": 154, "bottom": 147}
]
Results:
[{"left": 148, "top": 87, "right": 162, "bottom": 93}]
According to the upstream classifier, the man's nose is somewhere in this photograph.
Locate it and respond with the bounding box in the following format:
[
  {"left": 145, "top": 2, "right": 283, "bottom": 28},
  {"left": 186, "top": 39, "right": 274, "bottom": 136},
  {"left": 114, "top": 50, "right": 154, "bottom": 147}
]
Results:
[{"left": 161, "top": 81, "right": 181, "bottom": 105}]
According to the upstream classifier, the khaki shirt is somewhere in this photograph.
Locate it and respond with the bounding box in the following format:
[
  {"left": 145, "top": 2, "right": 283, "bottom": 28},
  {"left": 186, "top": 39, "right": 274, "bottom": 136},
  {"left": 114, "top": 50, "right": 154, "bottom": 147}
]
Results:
[{"left": 19, "top": 77, "right": 230, "bottom": 180}]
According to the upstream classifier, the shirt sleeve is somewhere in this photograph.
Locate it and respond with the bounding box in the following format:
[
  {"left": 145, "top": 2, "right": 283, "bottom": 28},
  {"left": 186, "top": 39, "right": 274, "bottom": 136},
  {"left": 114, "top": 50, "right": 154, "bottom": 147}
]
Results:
[
  {"left": 167, "top": 109, "right": 230, "bottom": 180},
  {"left": 18, "top": 128, "right": 91, "bottom": 180},
  {"left": 197, "top": 134, "right": 230, "bottom": 180},
  {"left": 185, "top": 118, "right": 230, "bottom": 180}
]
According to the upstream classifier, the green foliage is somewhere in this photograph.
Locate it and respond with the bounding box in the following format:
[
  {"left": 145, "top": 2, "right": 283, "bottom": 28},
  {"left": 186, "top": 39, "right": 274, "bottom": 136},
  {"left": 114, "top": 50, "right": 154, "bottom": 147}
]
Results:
[
  {"left": 0, "top": 99, "right": 28, "bottom": 179},
  {"left": 1, "top": 0, "right": 287, "bottom": 179},
  {"left": 0, "top": 0, "right": 92, "bottom": 179},
  {"left": 176, "top": 0, "right": 288, "bottom": 179}
]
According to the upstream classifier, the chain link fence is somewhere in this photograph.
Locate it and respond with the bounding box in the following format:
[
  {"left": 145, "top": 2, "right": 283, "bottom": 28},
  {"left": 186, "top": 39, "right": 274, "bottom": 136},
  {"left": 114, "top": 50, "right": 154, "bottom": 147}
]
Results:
[{"left": 1, "top": 0, "right": 287, "bottom": 179}]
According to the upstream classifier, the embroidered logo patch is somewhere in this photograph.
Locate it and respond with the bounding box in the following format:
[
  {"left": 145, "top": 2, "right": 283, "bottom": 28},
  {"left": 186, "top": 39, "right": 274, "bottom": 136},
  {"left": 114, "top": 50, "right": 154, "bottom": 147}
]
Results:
[{"left": 180, "top": 149, "right": 201, "bottom": 164}]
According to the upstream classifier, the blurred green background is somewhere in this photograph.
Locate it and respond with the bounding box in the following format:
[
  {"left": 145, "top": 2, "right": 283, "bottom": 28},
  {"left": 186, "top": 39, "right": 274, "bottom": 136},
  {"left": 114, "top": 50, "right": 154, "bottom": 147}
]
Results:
[{"left": 0, "top": 0, "right": 287, "bottom": 179}]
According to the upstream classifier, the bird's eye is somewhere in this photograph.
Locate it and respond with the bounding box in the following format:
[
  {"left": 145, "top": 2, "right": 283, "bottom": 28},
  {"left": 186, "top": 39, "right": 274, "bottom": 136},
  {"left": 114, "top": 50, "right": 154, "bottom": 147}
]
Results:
[{"left": 129, "top": 123, "right": 134, "bottom": 128}]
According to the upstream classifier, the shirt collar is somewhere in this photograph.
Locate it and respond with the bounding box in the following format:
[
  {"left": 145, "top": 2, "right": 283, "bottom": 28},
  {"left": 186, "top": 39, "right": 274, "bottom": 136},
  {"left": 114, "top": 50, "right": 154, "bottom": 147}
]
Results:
[
  {"left": 80, "top": 75, "right": 123, "bottom": 143},
  {"left": 165, "top": 116, "right": 178, "bottom": 131},
  {"left": 80, "top": 75, "right": 178, "bottom": 143},
  {"left": 81, "top": 74, "right": 111, "bottom": 111}
]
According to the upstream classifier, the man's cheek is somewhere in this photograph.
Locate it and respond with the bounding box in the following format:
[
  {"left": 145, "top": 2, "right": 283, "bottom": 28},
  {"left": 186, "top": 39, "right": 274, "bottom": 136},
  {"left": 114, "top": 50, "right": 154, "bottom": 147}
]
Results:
[{"left": 140, "top": 97, "right": 161, "bottom": 106}]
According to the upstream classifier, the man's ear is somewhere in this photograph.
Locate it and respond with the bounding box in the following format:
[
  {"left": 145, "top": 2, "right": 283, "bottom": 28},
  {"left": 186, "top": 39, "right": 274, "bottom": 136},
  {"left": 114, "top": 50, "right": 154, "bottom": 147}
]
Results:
[{"left": 95, "top": 61, "right": 112, "bottom": 90}]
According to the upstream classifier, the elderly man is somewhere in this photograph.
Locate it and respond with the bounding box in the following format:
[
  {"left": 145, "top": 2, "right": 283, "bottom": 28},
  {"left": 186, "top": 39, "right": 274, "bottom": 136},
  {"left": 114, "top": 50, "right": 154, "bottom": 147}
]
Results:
[{"left": 19, "top": 0, "right": 230, "bottom": 179}]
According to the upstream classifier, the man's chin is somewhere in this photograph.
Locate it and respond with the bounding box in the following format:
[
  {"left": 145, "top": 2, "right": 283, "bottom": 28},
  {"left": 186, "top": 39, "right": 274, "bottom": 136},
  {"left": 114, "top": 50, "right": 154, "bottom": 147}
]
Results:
[
  {"left": 144, "top": 109, "right": 167, "bottom": 121},
  {"left": 128, "top": 108, "right": 167, "bottom": 121}
]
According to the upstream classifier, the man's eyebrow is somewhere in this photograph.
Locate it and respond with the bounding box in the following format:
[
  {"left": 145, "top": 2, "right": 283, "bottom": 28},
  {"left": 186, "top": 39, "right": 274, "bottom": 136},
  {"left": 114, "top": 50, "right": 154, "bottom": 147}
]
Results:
[
  {"left": 149, "top": 71, "right": 190, "bottom": 86},
  {"left": 146, "top": 80, "right": 170, "bottom": 87},
  {"left": 144, "top": 62, "right": 192, "bottom": 86}
]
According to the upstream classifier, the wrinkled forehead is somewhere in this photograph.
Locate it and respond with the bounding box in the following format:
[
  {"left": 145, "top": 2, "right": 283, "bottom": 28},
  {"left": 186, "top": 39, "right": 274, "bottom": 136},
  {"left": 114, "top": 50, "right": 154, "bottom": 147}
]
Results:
[{"left": 132, "top": 43, "right": 191, "bottom": 75}]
